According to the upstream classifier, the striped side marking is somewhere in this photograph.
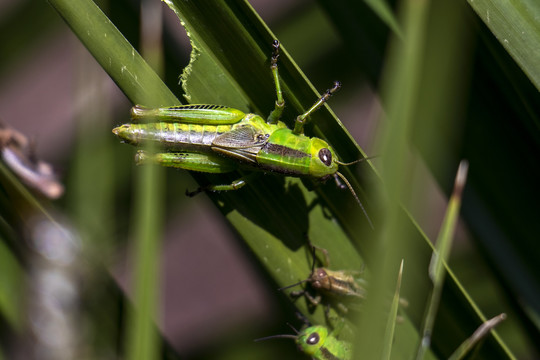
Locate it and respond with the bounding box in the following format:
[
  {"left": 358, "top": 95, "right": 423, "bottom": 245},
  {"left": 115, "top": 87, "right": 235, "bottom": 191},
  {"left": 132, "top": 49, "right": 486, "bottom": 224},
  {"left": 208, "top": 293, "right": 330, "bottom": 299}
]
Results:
[
  {"left": 320, "top": 347, "right": 342, "bottom": 360},
  {"left": 263, "top": 143, "right": 310, "bottom": 159}
]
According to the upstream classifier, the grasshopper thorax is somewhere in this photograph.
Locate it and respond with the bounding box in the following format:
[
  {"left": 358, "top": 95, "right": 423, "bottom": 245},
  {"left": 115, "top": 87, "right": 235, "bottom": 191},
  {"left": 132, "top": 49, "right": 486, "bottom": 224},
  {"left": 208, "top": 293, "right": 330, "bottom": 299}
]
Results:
[{"left": 309, "top": 268, "right": 331, "bottom": 290}]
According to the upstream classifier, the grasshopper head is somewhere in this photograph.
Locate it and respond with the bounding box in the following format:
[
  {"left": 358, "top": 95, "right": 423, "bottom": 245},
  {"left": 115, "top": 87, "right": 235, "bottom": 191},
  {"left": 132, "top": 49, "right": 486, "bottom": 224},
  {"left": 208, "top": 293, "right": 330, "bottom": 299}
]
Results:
[
  {"left": 309, "top": 138, "right": 339, "bottom": 179},
  {"left": 309, "top": 268, "right": 330, "bottom": 290},
  {"left": 310, "top": 138, "right": 373, "bottom": 228},
  {"left": 296, "top": 325, "right": 329, "bottom": 356},
  {"left": 254, "top": 325, "right": 328, "bottom": 358}
]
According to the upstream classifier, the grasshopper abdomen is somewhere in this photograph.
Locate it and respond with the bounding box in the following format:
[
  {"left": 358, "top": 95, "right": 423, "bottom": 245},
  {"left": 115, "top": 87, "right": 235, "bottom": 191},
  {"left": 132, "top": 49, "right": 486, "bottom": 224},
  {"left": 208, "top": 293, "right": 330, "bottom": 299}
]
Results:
[{"left": 113, "top": 122, "right": 236, "bottom": 152}]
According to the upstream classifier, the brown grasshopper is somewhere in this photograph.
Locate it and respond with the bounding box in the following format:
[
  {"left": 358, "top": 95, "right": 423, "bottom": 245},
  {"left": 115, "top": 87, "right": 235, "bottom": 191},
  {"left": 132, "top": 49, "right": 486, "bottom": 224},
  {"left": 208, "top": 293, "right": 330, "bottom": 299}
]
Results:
[{"left": 281, "top": 242, "right": 367, "bottom": 314}]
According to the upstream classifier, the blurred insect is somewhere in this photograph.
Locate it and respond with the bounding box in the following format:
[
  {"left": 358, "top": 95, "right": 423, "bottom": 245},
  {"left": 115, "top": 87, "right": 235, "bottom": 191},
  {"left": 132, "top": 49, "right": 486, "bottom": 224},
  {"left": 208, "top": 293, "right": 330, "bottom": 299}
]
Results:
[
  {"left": 0, "top": 123, "right": 64, "bottom": 199},
  {"left": 112, "top": 40, "right": 372, "bottom": 226},
  {"left": 256, "top": 324, "right": 352, "bottom": 360},
  {"left": 281, "top": 242, "right": 367, "bottom": 314}
]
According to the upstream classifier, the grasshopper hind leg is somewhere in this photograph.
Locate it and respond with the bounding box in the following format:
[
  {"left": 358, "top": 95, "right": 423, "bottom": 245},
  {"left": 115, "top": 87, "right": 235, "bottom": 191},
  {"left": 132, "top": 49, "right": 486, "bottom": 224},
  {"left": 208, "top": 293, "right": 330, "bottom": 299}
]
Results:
[
  {"left": 136, "top": 150, "right": 255, "bottom": 195},
  {"left": 136, "top": 150, "right": 262, "bottom": 196}
]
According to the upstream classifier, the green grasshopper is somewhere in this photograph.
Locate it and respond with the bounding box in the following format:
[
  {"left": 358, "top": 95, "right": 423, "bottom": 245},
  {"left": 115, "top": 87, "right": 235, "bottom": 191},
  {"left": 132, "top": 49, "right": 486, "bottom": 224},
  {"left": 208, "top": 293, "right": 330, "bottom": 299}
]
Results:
[
  {"left": 113, "top": 40, "right": 370, "bottom": 224},
  {"left": 256, "top": 324, "right": 352, "bottom": 360},
  {"left": 281, "top": 242, "right": 367, "bottom": 315}
]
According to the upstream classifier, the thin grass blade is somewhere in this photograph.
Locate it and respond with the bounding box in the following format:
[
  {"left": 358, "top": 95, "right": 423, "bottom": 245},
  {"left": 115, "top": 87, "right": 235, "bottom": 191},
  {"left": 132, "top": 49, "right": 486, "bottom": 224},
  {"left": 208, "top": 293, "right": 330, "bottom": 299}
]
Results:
[
  {"left": 415, "top": 161, "right": 469, "bottom": 360},
  {"left": 381, "top": 259, "right": 404, "bottom": 360},
  {"left": 124, "top": 3, "right": 165, "bottom": 360}
]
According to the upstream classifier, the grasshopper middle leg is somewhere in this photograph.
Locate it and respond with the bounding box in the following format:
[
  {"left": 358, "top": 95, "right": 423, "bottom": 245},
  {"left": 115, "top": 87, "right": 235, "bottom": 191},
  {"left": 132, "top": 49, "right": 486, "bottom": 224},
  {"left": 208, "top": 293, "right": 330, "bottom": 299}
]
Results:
[{"left": 267, "top": 40, "right": 285, "bottom": 124}]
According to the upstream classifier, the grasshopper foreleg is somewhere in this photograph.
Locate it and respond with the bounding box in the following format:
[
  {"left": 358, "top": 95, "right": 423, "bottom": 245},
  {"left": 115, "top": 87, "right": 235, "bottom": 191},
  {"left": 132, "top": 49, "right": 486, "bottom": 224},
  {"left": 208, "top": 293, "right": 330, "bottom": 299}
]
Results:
[
  {"left": 308, "top": 241, "right": 332, "bottom": 268},
  {"left": 186, "top": 172, "right": 260, "bottom": 197},
  {"left": 290, "top": 289, "right": 322, "bottom": 307},
  {"left": 293, "top": 81, "right": 341, "bottom": 135},
  {"left": 185, "top": 177, "right": 247, "bottom": 197}
]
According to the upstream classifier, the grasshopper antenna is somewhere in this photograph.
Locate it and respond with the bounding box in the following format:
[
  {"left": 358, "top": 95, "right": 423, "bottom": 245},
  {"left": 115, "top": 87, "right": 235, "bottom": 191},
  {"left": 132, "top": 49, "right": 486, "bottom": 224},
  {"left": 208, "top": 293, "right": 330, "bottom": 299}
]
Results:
[
  {"left": 335, "top": 155, "right": 377, "bottom": 166},
  {"left": 254, "top": 334, "right": 297, "bottom": 342},
  {"left": 334, "top": 156, "right": 376, "bottom": 229},
  {"left": 254, "top": 323, "right": 299, "bottom": 342},
  {"left": 278, "top": 279, "right": 309, "bottom": 291},
  {"left": 286, "top": 323, "right": 300, "bottom": 334},
  {"left": 334, "top": 171, "right": 374, "bottom": 229},
  {"left": 278, "top": 241, "right": 318, "bottom": 291}
]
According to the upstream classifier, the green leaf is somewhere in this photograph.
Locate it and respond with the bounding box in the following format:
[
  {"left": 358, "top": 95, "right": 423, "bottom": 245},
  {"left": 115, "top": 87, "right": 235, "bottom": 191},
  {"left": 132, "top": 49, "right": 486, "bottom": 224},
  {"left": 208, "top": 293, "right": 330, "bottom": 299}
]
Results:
[
  {"left": 162, "top": 0, "right": 372, "bottom": 330},
  {"left": 467, "top": 0, "right": 540, "bottom": 91}
]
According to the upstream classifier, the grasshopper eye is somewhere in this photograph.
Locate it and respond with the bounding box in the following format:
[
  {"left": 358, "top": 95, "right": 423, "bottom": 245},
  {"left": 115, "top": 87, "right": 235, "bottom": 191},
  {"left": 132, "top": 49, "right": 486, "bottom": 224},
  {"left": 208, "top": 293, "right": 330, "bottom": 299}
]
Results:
[
  {"left": 319, "top": 148, "right": 332, "bottom": 166},
  {"left": 307, "top": 332, "right": 320, "bottom": 345}
]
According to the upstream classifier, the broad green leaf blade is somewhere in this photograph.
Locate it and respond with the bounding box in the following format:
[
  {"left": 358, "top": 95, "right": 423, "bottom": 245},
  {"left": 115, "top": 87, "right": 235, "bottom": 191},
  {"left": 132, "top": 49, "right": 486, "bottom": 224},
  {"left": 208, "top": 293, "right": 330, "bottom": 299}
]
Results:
[
  {"left": 167, "top": 3, "right": 257, "bottom": 110},
  {"left": 162, "top": 0, "right": 371, "bottom": 331},
  {"left": 467, "top": 0, "right": 540, "bottom": 91}
]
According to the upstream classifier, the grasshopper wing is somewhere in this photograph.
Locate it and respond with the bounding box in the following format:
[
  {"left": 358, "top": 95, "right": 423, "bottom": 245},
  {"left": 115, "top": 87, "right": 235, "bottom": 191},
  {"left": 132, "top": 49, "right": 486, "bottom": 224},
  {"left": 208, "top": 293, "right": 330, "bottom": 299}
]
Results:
[
  {"left": 131, "top": 105, "right": 246, "bottom": 124},
  {"left": 212, "top": 126, "right": 269, "bottom": 164}
]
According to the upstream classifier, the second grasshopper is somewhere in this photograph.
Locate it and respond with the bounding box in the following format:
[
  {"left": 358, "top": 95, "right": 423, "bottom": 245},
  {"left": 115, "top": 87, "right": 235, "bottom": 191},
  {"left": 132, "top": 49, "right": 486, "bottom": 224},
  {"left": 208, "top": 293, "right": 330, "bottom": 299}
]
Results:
[{"left": 281, "top": 242, "right": 367, "bottom": 315}]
